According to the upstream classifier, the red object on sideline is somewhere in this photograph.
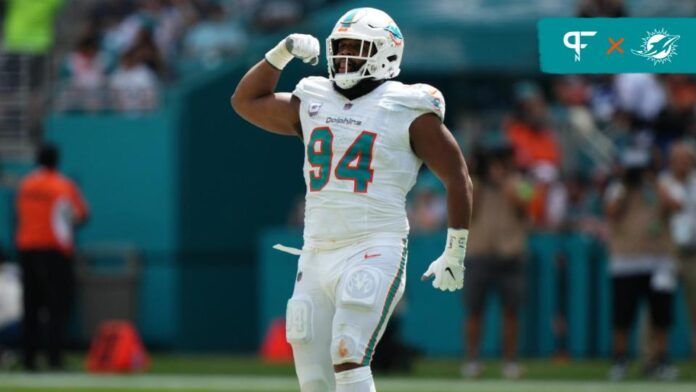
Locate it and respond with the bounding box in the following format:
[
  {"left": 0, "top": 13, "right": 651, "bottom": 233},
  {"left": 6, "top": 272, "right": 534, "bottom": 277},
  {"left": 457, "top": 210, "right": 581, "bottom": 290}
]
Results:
[
  {"left": 260, "top": 318, "right": 293, "bottom": 363},
  {"left": 86, "top": 320, "right": 150, "bottom": 373}
]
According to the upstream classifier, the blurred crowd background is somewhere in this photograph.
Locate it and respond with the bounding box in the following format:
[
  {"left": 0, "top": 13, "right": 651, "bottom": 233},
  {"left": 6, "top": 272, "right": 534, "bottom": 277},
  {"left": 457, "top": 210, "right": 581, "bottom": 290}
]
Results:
[{"left": 1, "top": 0, "right": 696, "bottom": 381}]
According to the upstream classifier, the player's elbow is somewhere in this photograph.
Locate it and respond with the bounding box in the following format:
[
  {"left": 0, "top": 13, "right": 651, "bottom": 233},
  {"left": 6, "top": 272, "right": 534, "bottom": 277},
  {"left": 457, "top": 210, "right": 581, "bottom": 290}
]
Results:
[
  {"left": 464, "top": 173, "right": 473, "bottom": 197},
  {"left": 231, "top": 85, "right": 255, "bottom": 116},
  {"left": 446, "top": 169, "right": 473, "bottom": 196}
]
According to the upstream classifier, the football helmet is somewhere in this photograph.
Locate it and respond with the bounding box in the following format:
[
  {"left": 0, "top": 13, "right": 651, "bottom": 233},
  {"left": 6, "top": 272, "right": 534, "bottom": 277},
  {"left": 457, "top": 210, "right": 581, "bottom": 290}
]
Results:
[{"left": 327, "top": 8, "right": 404, "bottom": 89}]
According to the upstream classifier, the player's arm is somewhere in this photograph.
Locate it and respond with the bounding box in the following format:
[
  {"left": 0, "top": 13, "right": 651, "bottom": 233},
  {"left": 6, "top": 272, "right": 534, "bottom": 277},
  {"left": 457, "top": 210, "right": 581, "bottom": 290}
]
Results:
[
  {"left": 410, "top": 113, "right": 474, "bottom": 292},
  {"left": 410, "top": 113, "right": 473, "bottom": 228},
  {"left": 230, "top": 34, "right": 320, "bottom": 136}
]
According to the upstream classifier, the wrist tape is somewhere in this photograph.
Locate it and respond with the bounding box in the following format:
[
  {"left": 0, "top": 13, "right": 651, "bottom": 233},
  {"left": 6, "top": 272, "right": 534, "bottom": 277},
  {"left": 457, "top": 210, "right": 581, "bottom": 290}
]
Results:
[
  {"left": 444, "top": 228, "right": 469, "bottom": 261},
  {"left": 265, "top": 39, "right": 294, "bottom": 70}
]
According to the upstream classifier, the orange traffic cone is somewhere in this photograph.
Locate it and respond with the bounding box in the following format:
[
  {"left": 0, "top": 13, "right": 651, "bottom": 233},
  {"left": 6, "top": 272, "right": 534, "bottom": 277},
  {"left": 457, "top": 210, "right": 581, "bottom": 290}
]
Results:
[
  {"left": 86, "top": 320, "right": 150, "bottom": 373},
  {"left": 260, "top": 318, "right": 293, "bottom": 363}
]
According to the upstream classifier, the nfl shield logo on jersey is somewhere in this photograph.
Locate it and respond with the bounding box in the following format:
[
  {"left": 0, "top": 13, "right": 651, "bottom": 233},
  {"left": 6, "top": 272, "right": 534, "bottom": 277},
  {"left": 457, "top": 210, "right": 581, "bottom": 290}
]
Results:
[{"left": 308, "top": 103, "right": 322, "bottom": 117}]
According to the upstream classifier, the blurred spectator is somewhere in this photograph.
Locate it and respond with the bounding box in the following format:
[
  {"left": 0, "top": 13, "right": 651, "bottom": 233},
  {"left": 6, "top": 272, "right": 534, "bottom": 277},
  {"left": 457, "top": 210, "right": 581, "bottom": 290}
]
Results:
[
  {"left": 562, "top": 173, "right": 606, "bottom": 238},
  {"left": 109, "top": 46, "right": 160, "bottom": 112},
  {"left": 553, "top": 172, "right": 606, "bottom": 361},
  {"left": 654, "top": 75, "right": 696, "bottom": 149},
  {"left": 613, "top": 74, "right": 666, "bottom": 136},
  {"left": 89, "top": 0, "right": 135, "bottom": 28},
  {"left": 505, "top": 81, "right": 562, "bottom": 171},
  {"left": 96, "top": 0, "right": 186, "bottom": 77},
  {"left": 147, "top": 0, "right": 189, "bottom": 66},
  {"left": 589, "top": 75, "right": 618, "bottom": 126},
  {"left": 99, "top": 2, "right": 144, "bottom": 67},
  {"left": 252, "top": 0, "right": 305, "bottom": 31},
  {"left": 57, "top": 30, "right": 108, "bottom": 111},
  {"left": 0, "top": 248, "right": 21, "bottom": 370},
  {"left": 3, "top": 0, "right": 64, "bottom": 54},
  {"left": 408, "top": 173, "right": 447, "bottom": 233},
  {"left": 54, "top": 0, "right": 269, "bottom": 113},
  {"left": 463, "top": 144, "right": 530, "bottom": 379},
  {"left": 552, "top": 76, "right": 615, "bottom": 175},
  {"left": 658, "top": 141, "right": 696, "bottom": 354},
  {"left": 15, "top": 145, "right": 89, "bottom": 371},
  {"left": 2, "top": 0, "right": 64, "bottom": 133},
  {"left": 103, "top": 1, "right": 181, "bottom": 66},
  {"left": 604, "top": 148, "right": 677, "bottom": 381},
  {"left": 183, "top": 3, "right": 248, "bottom": 67},
  {"left": 577, "top": 0, "right": 627, "bottom": 17},
  {"left": 528, "top": 163, "right": 567, "bottom": 230},
  {"left": 130, "top": 27, "right": 166, "bottom": 77}
]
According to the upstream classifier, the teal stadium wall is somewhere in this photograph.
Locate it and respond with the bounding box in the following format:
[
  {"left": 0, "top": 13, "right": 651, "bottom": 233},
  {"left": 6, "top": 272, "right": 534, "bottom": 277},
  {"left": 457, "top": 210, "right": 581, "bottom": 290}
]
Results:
[
  {"left": 174, "top": 61, "right": 312, "bottom": 350},
  {"left": 0, "top": 187, "right": 13, "bottom": 255},
  {"left": 44, "top": 111, "right": 181, "bottom": 346}
]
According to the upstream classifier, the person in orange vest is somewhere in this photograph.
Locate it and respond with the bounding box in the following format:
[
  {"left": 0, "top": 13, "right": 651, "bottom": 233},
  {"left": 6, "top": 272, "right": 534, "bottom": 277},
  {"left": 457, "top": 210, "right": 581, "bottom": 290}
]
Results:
[{"left": 15, "top": 144, "right": 88, "bottom": 371}]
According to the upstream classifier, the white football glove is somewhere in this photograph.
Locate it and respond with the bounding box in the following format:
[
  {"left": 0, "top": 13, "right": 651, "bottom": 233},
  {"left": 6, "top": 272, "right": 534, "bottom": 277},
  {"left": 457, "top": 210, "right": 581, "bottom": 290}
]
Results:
[
  {"left": 421, "top": 228, "right": 468, "bottom": 292},
  {"left": 265, "top": 34, "right": 320, "bottom": 70}
]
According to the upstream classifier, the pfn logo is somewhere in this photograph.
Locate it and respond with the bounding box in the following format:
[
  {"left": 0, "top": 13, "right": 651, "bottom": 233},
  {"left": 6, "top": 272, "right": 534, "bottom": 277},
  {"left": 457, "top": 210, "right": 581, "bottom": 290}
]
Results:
[{"left": 563, "top": 31, "right": 597, "bottom": 61}]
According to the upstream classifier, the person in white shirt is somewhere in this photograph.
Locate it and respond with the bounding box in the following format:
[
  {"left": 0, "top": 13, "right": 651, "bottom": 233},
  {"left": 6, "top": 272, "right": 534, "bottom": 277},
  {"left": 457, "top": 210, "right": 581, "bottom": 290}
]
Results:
[
  {"left": 109, "top": 46, "right": 159, "bottom": 112},
  {"left": 658, "top": 141, "right": 696, "bottom": 355}
]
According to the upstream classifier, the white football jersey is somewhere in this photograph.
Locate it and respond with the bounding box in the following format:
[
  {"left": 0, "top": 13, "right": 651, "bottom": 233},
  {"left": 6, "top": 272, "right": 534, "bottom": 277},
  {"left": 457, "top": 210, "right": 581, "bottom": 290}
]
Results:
[{"left": 293, "top": 76, "right": 445, "bottom": 250}]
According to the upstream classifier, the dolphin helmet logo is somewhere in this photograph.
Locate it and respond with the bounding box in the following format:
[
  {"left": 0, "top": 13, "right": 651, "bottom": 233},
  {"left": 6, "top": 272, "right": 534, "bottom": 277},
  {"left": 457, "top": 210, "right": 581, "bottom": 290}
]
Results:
[
  {"left": 337, "top": 9, "right": 359, "bottom": 32},
  {"left": 384, "top": 24, "right": 403, "bottom": 46},
  {"left": 632, "top": 29, "right": 680, "bottom": 65}
]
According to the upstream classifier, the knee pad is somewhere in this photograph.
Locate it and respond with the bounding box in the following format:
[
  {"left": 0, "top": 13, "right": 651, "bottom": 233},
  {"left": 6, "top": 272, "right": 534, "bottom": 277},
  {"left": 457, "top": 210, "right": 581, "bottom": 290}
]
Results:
[
  {"left": 286, "top": 295, "right": 313, "bottom": 344},
  {"left": 338, "top": 268, "right": 381, "bottom": 310},
  {"left": 331, "top": 323, "right": 362, "bottom": 364}
]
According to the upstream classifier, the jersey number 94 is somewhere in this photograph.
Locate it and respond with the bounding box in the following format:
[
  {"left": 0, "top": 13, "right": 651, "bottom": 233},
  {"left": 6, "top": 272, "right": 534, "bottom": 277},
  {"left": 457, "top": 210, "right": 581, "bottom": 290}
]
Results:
[{"left": 307, "top": 127, "right": 377, "bottom": 193}]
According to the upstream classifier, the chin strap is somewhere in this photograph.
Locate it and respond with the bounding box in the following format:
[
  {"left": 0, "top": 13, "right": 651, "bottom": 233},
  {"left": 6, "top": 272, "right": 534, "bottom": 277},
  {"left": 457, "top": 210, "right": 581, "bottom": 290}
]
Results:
[{"left": 333, "top": 78, "right": 385, "bottom": 101}]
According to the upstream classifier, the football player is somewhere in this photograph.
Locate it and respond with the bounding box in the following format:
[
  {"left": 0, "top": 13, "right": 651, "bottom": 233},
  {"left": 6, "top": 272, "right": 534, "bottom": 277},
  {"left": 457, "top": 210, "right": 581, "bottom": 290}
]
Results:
[{"left": 232, "top": 7, "right": 473, "bottom": 392}]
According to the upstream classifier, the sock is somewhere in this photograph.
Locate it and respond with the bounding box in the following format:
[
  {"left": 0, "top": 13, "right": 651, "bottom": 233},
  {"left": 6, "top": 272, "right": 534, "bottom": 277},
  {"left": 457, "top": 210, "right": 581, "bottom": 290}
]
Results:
[{"left": 335, "top": 366, "right": 376, "bottom": 392}]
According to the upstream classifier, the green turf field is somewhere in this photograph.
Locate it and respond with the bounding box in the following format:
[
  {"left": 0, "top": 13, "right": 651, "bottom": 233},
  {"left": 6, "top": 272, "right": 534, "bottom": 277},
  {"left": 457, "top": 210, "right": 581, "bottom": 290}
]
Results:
[
  {"left": 2, "top": 374, "right": 696, "bottom": 392},
  {"left": 0, "top": 355, "right": 694, "bottom": 391}
]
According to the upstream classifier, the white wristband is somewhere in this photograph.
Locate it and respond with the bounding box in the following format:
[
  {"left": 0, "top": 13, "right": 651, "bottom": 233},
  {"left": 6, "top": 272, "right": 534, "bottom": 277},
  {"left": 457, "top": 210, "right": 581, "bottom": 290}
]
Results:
[
  {"left": 444, "top": 228, "right": 469, "bottom": 260},
  {"left": 265, "top": 39, "right": 294, "bottom": 70}
]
